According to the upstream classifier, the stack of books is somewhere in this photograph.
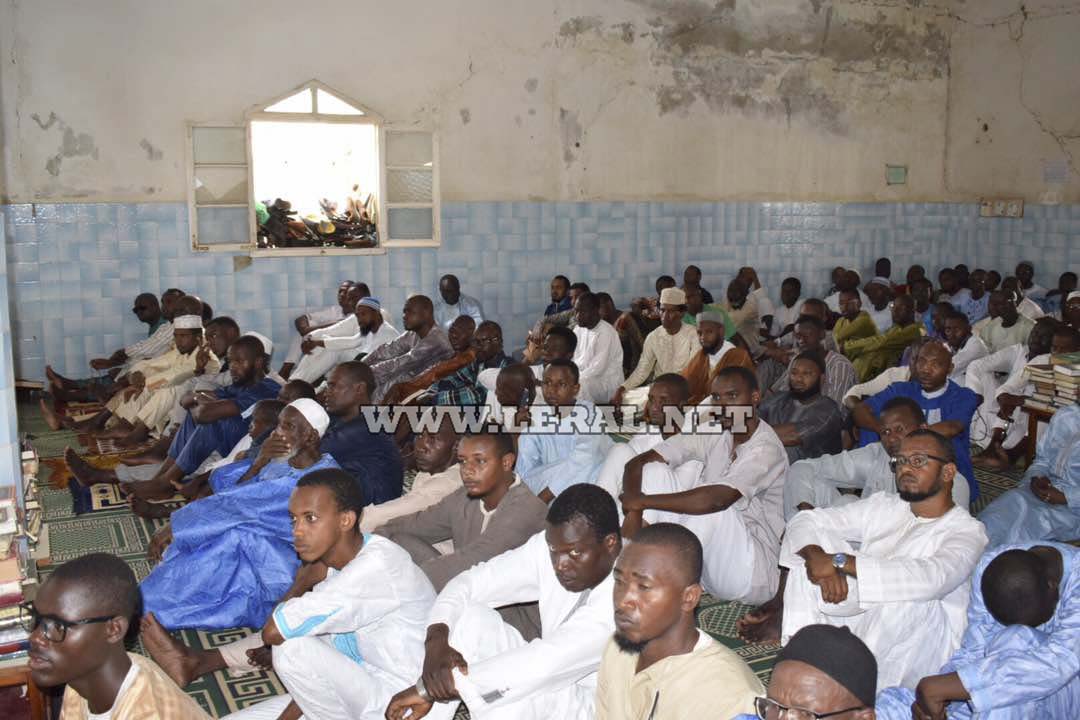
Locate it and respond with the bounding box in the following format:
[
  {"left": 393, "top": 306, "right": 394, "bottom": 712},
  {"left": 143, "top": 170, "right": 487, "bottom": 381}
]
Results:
[
  {"left": 0, "top": 485, "right": 29, "bottom": 668},
  {"left": 1052, "top": 352, "right": 1080, "bottom": 408},
  {"left": 1025, "top": 352, "right": 1080, "bottom": 411},
  {"left": 0, "top": 441, "right": 48, "bottom": 669}
]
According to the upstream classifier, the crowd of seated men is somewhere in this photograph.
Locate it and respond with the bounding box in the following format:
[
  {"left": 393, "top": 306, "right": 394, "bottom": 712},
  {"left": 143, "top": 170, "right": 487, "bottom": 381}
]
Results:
[{"left": 30, "top": 258, "right": 1080, "bottom": 719}]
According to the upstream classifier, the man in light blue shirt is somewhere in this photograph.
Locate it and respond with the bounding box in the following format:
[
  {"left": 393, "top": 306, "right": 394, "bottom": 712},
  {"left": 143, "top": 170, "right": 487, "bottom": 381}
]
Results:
[
  {"left": 979, "top": 403, "right": 1080, "bottom": 546},
  {"left": 516, "top": 359, "right": 612, "bottom": 504},
  {"left": 876, "top": 542, "right": 1078, "bottom": 719},
  {"left": 434, "top": 273, "right": 485, "bottom": 330}
]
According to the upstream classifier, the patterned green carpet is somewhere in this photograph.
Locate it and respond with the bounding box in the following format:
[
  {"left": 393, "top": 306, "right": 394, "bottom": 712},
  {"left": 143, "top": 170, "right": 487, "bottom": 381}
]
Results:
[{"left": 20, "top": 399, "right": 1022, "bottom": 717}]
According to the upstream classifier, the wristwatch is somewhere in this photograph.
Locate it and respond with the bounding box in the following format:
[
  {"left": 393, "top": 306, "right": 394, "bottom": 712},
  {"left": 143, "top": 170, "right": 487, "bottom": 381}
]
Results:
[
  {"left": 832, "top": 552, "right": 848, "bottom": 570},
  {"left": 415, "top": 677, "right": 433, "bottom": 703}
]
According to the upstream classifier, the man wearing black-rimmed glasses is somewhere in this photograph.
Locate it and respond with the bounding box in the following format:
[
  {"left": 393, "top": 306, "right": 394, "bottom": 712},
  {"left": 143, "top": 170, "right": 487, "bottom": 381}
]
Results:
[
  {"left": 26, "top": 552, "right": 209, "bottom": 719},
  {"left": 776, "top": 430, "right": 988, "bottom": 692}
]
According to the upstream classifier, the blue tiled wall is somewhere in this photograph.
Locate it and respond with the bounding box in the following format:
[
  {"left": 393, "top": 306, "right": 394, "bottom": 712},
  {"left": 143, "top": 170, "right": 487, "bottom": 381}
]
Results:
[
  {"left": 0, "top": 219, "right": 21, "bottom": 488},
  {"left": 3, "top": 201, "right": 1079, "bottom": 381}
]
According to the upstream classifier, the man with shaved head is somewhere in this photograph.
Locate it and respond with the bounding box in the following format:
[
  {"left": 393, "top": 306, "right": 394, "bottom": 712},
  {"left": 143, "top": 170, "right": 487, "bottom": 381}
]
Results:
[
  {"left": 121, "top": 334, "right": 282, "bottom": 500},
  {"left": 364, "top": 295, "right": 454, "bottom": 402},
  {"left": 382, "top": 315, "right": 477, "bottom": 404},
  {"left": 779, "top": 430, "right": 988, "bottom": 690},
  {"left": 320, "top": 360, "right": 404, "bottom": 506},
  {"left": 877, "top": 542, "right": 1078, "bottom": 719},
  {"left": 596, "top": 523, "right": 762, "bottom": 719},
  {"left": 27, "top": 553, "right": 210, "bottom": 719},
  {"left": 435, "top": 273, "right": 485, "bottom": 330},
  {"left": 853, "top": 340, "right": 981, "bottom": 502},
  {"left": 571, "top": 292, "right": 625, "bottom": 404}
]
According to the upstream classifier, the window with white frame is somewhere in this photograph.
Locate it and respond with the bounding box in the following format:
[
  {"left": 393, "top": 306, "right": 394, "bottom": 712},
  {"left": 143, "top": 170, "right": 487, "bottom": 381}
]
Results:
[{"left": 186, "top": 81, "right": 439, "bottom": 255}]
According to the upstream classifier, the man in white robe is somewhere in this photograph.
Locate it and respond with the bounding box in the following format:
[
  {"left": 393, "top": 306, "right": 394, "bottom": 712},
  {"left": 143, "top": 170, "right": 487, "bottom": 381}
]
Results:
[
  {"left": 290, "top": 296, "right": 399, "bottom": 384},
  {"left": 595, "top": 374, "right": 702, "bottom": 509},
  {"left": 942, "top": 310, "right": 987, "bottom": 387},
  {"left": 784, "top": 396, "right": 970, "bottom": 520},
  {"left": 620, "top": 366, "right": 788, "bottom": 604},
  {"left": 434, "top": 274, "right": 485, "bottom": 330},
  {"left": 611, "top": 287, "right": 700, "bottom": 411},
  {"left": 281, "top": 281, "right": 351, "bottom": 375},
  {"left": 570, "top": 292, "right": 625, "bottom": 404},
  {"left": 143, "top": 468, "right": 435, "bottom": 720},
  {"left": 384, "top": 484, "right": 622, "bottom": 720},
  {"left": 779, "top": 430, "right": 988, "bottom": 690},
  {"left": 966, "top": 318, "right": 1061, "bottom": 467}
]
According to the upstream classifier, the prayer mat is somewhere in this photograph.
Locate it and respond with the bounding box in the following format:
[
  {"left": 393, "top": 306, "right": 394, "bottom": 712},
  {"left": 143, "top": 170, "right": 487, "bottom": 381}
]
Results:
[
  {"left": 76, "top": 432, "right": 157, "bottom": 456},
  {"left": 19, "top": 399, "right": 1027, "bottom": 718},
  {"left": 65, "top": 479, "right": 185, "bottom": 515},
  {"left": 41, "top": 454, "right": 124, "bottom": 489}
]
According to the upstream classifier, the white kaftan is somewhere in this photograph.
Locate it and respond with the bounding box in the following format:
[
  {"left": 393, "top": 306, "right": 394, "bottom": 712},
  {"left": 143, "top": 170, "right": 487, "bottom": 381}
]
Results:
[
  {"left": 780, "top": 493, "right": 988, "bottom": 689},
  {"left": 422, "top": 532, "right": 616, "bottom": 720},
  {"left": 225, "top": 535, "right": 435, "bottom": 720},
  {"left": 649, "top": 421, "right": 788, "bottom": 604}
]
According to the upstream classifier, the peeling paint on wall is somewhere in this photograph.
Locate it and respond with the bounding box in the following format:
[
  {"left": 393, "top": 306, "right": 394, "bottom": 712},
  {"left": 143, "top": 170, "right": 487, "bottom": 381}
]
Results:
[
  {"left": 524, "top": 77, "right": 539, "bottom": 93},
  {"left": 559, "top": 108, "right": 583, "bottom": 165},
  {"left": 30, "top": 112, "right": 99, "bottom": 177},
  {"left": 459, "top": 107, "right": 471, "bottom": 125},
  {"left": 139, "top": 138, "right": 163, "bottom": 161}
]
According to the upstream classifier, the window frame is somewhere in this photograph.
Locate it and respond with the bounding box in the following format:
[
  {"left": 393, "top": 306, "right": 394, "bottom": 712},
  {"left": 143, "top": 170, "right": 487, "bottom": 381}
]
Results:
[
  {"left": 380, "top": 127, "right": 441, "bottom": 249},
  {"left": 187, "top": 80, "right": 440, "bottom": 256},
  {"left": 185, "top": 121, "right": 253, "bottom": 253}
]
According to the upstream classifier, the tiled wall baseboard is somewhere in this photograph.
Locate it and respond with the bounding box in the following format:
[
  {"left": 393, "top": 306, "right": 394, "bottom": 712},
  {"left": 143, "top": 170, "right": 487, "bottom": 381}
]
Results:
[{"left": 3, "top": 201, "right": 1079, "bottom": 381}]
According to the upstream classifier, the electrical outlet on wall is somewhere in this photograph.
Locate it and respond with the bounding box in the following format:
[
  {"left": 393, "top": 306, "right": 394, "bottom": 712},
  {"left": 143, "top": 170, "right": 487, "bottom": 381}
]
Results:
[{"left": 979, "top": 198, "right": 1024, "bottom": 218}]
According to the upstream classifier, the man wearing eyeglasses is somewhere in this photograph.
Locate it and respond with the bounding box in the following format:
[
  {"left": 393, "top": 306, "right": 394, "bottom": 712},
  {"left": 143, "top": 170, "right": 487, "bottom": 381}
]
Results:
[
  {"left": 27, "top": 553, "right": 210, "bottom": 719},
  {"left": 733, "top": 624, "right": 878, "bottom": 720},
  {"left": 777, "top": 430, "right": 988, "bottom": 691}
]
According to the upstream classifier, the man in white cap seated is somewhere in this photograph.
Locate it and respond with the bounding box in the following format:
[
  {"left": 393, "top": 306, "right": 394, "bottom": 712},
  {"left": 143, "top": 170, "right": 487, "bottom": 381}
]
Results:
[
  {"left": 610, "top": 287, "right": 700, "bottom": 413},
  {"left": 865, "top": 276, "right": 895, "bottom": 333},
  {"left": 47, "top": 311, "right": 220, "bottom": 448},
  {"left": 290, "top": 296, "right": 400, "bottom": 384},
  {"left": 140, "top": 398, "right": 341, "bottom": 630}
]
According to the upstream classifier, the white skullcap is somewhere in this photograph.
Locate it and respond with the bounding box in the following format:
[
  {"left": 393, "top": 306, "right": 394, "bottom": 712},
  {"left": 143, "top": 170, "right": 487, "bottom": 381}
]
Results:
[
  {"left": 1068, "top": 290, "right": 1080, "bottom": 302},
  {"left": 660, "top": 287, "right": 687, "bottom": 305},
  {"left": 173, "top": 315, "right": 203, "bottom": 330},
  {"left": 244, "top": 332, "right": 273, "bottom": 356},
  {"left": 287, "top": 398, "right": 330, "bottom": 438}
]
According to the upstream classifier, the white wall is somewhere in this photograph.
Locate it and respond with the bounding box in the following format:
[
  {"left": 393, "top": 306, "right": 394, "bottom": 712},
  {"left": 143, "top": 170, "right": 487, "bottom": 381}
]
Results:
[{"left": 0, "top": 0, "right": 1077, "bottom": 205}]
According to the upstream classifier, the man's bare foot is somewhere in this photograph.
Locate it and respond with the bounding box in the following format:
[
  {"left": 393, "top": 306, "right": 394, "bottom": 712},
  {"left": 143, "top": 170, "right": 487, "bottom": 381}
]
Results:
[
  {"left": 140, "top": 613, "right": 203, "bottom": 688},
  {"left": 63, "top": 447, "right": 118, "bottom": 486},
  {"left": 148, "top": 526, "right": 173, "bottom": 563},
  {"left": 973, "top": 444, "right": 1010, "bottom": 470},
  {"left": 124, "top": 478, "right": 175, "bottom": 501},
  {"left": 45, "top": 365, "right": 69, "bottom": 391},
  {"left": 39, "top": 396, "right": 67, "bottom": 431},
  {"left": 736, "top": 599, "right": 783, "bottom": 644},
  {"left": 129, "top": 496, "right": 173, "bottom": 520}
]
